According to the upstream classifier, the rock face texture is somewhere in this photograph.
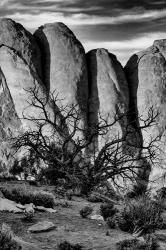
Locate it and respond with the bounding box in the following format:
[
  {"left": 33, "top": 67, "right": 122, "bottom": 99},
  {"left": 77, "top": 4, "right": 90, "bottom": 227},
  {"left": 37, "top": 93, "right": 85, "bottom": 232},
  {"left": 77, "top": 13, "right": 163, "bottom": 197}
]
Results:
[
  {"left": 86, "top": 49, "right": 129, "bottom": 150},
  {"left": 125, "top": 40, "right": 166, "bottom": 144},
  {"left": 0, "top": 19, "right": 42, "bottom": 80},
  {"left": 0, "top": 19, "right": 48, "bottom": 170},
  {"left": 0, "top": 67, "right": 20, "bottom": 139},
  {"left": 0, "top": 18, "right": 51, "bottom": 133},
  {"left": 1, "top": 17, "right": 166, "bottom": 190},
  {"left": 0, "top": 45, "right": 46, "bottom": 127},
  {"left": 0, "top": 67, "right": 21, "bottom": 169},
  {"left": 34, "top": 23, "right": 88, "bottom": 134},
  {"left": 125, "top": 39, "right": 166, "bottom": 183}
]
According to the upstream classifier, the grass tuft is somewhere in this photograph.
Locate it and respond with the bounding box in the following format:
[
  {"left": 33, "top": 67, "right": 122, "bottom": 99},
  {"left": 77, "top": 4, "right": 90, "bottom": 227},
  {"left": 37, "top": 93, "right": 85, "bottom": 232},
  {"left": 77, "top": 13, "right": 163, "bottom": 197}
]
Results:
[
  {"left": 0, "top": 223, "right": 22, "bottom": 250},
  {"left": 111, "top": 195, "right": 163, "bottom": 235}
]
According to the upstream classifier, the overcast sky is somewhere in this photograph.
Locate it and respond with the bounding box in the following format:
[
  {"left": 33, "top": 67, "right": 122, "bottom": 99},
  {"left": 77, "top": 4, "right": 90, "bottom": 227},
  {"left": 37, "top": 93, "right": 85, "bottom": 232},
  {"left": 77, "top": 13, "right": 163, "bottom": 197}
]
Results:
[{"left": 1, "top": 0, "right": 166, "bottom": 65}]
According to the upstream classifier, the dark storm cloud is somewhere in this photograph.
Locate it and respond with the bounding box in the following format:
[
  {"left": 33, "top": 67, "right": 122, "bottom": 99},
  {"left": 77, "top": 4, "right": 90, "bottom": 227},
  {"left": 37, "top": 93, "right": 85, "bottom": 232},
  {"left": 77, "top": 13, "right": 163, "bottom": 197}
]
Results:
[
  {"left": 58, "top": 0, "right": 166, "bottom": 15},
  {"left": 1, "top": 0, "right": 166, "bottom": 15},
  {"left": 70, "top": 18, "right": 166, "bottom": 43},
  {"left": 1, "top": 0, "right": 166, "bottom": 65},
  {"left": 1, "top": 0, "right": 166, "bottom": 26}
]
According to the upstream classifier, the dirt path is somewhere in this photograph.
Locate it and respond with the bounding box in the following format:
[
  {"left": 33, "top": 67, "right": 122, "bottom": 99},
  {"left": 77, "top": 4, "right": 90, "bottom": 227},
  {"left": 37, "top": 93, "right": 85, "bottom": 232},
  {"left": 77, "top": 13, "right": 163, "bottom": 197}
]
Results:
[{"left": 0, "top": 197, "right": 133, "bottom": 250}]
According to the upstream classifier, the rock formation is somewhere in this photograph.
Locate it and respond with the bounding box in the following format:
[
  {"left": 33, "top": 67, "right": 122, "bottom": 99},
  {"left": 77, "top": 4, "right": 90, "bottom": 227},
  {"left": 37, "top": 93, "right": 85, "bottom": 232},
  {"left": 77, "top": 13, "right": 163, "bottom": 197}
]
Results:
[
  {"left": 34, "top": 22, "right": 89, "bottom": 137},
  {"left": 0, "top": 67, "right": 21, "bottom": 170},
  {"left": 0, "top": 45, "right": 47, "bottom": 127},
  {"left": 0, "top": 67, "right": 20, "bottom": 139},
  {"left": 86, "top": 49, "right": 129, "bottom": 150},
  {"left": 0, "top": 18, "right": 42, "bottom": 80},
  {"left": 0, "top": 17, "right": 166, "bottom": 191},
  {"left": 125, "top": 39, "right": 166, "bottom": 186},
  {"left": 0, "top": 19, "right": 50, "bottom": 130},
  {"left": 125, "top": 40, "right": 166, "bottom": 147},
  {"left": 0, "top": 19, "right": 49, "bottom": 170},
  {"left": 0, "top": 19, "right": 90, "bottom": 169},
  {"left": 0, "top": 46, "right": 46, "bottom": 169}
]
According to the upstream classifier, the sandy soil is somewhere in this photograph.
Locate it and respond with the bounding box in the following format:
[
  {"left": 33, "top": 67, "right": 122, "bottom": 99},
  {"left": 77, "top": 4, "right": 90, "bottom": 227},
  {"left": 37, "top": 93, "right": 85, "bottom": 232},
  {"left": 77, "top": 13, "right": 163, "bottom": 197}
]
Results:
[{"left": 0, "top": 182, "right": 136, "bottom": 250}]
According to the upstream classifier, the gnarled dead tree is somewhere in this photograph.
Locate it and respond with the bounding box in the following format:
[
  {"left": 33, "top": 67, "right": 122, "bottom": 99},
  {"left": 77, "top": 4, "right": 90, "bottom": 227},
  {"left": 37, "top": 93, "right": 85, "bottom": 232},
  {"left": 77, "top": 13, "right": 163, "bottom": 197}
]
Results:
[{"left": 12, "top": 85, "right": 161, "bottom": 195}]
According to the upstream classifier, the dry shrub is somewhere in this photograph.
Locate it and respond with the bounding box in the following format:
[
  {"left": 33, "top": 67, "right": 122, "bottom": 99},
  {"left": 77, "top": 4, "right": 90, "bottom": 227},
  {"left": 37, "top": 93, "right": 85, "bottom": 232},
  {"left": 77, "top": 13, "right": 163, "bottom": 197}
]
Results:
[
  {"left": 0, "top": 186, "right": 55, "bottom": 208},
  {"left": 112, "top": 195, "right": 163, "bottom": 235},
  {"left": 79, "top": 206, "right": 93, "bottom": 218},
  {"left": 0, "top": 223, "right": 22, "bottom": 250}
]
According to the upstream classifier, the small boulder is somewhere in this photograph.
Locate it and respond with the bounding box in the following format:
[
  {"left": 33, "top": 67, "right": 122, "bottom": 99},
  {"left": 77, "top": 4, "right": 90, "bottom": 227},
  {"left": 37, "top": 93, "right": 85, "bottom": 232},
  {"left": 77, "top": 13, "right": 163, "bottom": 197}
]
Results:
[
  {"left": 23, "top": 203, "right": 35, "bottom": 221},
  {"left": 90, "top": 214, "right": 104, "bottom": 221},
  {"left": 16, "top": 204, "right": 26, "bottom": 210},
  {"left": 28, "top": 221, "right": 56, "bottom": 233},
  {"left": 0, "top": 198, "right": 22, "bottom": 213},
  {"left": 24, "top": 203, "right": 35, "bottom": 213},
  {"left": 35, "top": 206, "right": 46, "bottom": 212},
  {"left": 45, "top": 208, "right": 57, "bottom": 213},
  {"left": 35, "top": 205, "right": 57, "bottom": 213}
]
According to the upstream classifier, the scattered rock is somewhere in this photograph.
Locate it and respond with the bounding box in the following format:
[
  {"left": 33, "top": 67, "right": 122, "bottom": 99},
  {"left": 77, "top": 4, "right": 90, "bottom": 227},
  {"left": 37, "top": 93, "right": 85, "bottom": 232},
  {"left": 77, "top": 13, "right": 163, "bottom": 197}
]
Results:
[
  {"left": 90, "top": 214, "right": 104, "bottom": 221},
  {"left": 16, "top": 203, "right": 35, "bottom": 211},
  {"left": 35, "top": 205, "right": 57, "bottom": 213},
  {"left": 0, "top": 198, "right": 22, "bottom": 213},
  {"left": 16, "top": 203, "right": 26, "bottom": 210},
  {"left": 45, "top": 208, "right": 57, "bottom": 213},
  {"left": 35, "top": 205, "right": 46, "bottom": 212},
  {"left": 0, "top": 197, "right": 56, "bottom": 214},
  {"left": 23, "top": 203, "right": 35, "bottom": 221},
  {"left": 24, "top": 203, "right": 35, "bottom": 212},
  {"left": 28, "top": 221, "right": 56, "bottom": 233}
]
